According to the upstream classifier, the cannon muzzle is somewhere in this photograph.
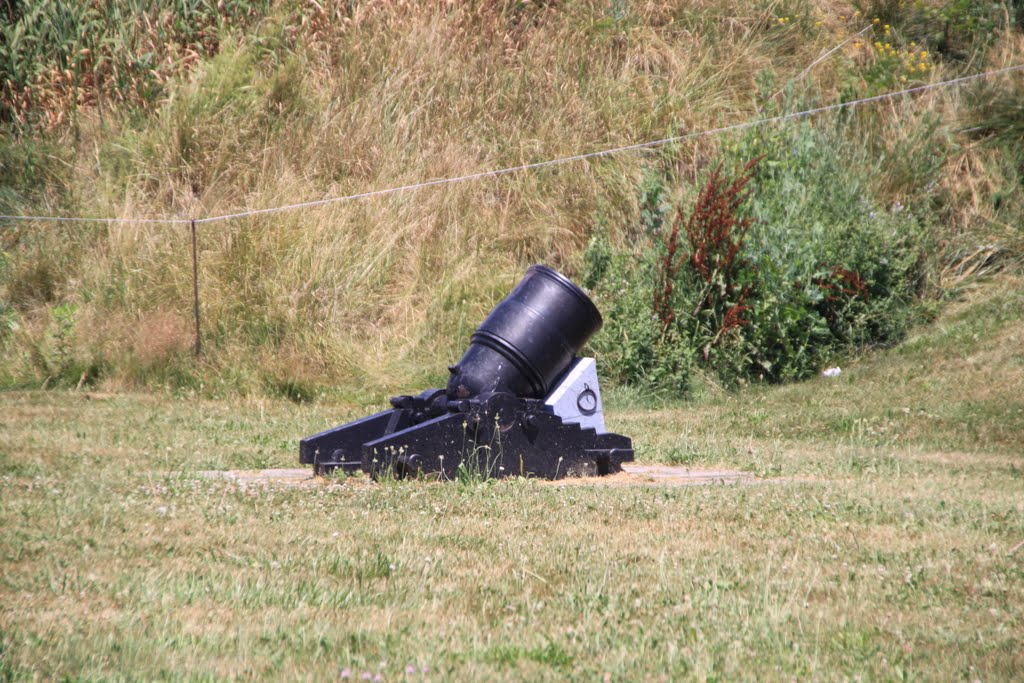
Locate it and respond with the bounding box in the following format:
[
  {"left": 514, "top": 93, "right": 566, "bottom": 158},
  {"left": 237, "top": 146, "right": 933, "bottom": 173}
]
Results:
[{"left": 447, "top": 264, "right": 603, "bottom": 400}]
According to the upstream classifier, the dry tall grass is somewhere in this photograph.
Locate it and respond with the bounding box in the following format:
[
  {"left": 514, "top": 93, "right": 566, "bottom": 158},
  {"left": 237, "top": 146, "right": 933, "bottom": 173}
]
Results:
[{"left": 2, "top": 1, "right": 1022, "bottom": 396}]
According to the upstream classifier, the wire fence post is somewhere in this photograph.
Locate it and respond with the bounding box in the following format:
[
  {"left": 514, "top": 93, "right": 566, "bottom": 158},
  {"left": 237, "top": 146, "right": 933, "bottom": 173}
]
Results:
[{"left": 190, "top": 218, "right": 202, "bottom": 357}]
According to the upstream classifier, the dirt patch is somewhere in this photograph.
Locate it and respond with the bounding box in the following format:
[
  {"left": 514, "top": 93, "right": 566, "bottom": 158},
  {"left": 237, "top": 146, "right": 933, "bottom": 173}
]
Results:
[
  {"left": 197, "top": 465, "right": 757, "bottom": 488},
  {"left": 553, "top": 463, "right": 755, "bottom": 487},
  {"left": 198, "top": 468, "right": 324, "bottom": 487}
]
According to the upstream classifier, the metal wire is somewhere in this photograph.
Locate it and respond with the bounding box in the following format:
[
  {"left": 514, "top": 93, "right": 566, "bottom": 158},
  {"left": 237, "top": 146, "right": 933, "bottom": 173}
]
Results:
[
  {"left": 1, "top": 63, "right": 1021, "bottom": 227},
  {"left": 198, "top": 63, "right": 1024, "bottom": 224},
  {"left": 0, "top": 214, "right": 191, "bottom": 225}
]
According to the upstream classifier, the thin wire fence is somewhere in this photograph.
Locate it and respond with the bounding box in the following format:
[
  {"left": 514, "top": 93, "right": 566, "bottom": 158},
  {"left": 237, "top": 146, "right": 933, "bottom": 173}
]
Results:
[
  {"left": 1, "top": 63, "right": 1021, "bottom": 227},
  {"left": 1, "top": 62, "right": 1021, "bottom": 357}
]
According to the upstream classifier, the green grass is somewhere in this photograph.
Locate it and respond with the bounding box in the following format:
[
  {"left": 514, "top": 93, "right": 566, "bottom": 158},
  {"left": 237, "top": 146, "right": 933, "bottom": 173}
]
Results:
[{"left": 1, "top": 275, "right": 1022, "bottom": 680}]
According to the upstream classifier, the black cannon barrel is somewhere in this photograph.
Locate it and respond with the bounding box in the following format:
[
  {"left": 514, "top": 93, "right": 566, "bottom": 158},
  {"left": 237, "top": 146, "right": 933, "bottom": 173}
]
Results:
[{"left": 446, "top": 265, "right": 603, "bottom": 400}]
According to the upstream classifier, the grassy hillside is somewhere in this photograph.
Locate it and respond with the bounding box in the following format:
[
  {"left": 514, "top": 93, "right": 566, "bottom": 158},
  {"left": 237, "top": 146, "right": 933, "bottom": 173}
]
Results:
[
  {"left": 1, "top": 274, "right": 1021, "bottom": 680},
  {"left": 1, "top": 0, "right": 1023, "bottom": 398}
]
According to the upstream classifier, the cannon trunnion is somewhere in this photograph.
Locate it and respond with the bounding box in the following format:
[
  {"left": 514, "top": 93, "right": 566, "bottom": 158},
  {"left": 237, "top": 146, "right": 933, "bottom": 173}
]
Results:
[{"left": 300, "top": 265, "right": 633, "bottom": 480}]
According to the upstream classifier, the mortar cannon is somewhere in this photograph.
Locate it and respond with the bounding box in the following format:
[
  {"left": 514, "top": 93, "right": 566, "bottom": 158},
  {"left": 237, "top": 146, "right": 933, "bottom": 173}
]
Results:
[{"left": 300, "top": 265, "right": 633, "bottom": 479}]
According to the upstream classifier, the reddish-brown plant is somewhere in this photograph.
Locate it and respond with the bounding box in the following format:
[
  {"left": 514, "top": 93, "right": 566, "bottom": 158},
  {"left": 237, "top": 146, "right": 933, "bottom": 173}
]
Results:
[
  {"left": 685, "top": 160, "right": 758, "bottom": 286},
  {"left": 654, "top": 157, "right": 761, "bottom": 344},
  {"left": 653, "top": 205, "right": 685, "bottom": 332},
  {"left": 813, "top": 265, "right": 870, "bottom": 331},
  {"left": 815, "top": 266, "right": 870, "bottom": 303}
]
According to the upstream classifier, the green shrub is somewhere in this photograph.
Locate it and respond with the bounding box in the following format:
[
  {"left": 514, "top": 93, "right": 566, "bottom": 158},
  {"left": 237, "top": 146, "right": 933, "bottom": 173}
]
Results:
[
  {"left": 852, "top": 1, "right": 1007, "bottom": 61},
  {"left": 586, "top": 114, "right": 935, "bottom": 394},
  {"left": 584, "top": 227, "right": 693, "bottom": 398},
  {"left": 726, "top": 118, "right": 934, "bottom": 381}
]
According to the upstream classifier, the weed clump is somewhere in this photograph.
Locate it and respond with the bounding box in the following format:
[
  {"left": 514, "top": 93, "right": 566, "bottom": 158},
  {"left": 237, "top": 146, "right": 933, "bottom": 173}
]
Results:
[{"left": 656, "top": 158, "right": 760, "bottom": 364}]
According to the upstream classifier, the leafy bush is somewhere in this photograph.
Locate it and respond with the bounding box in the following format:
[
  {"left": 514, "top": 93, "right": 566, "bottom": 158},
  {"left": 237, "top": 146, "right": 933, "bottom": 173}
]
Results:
[
  {"left": 727, "top": 118, "right": 934, "bottom": 381},
  {"left": 654, "top": 159, "right": 760, "bottom": 370},
  {"left": 584, "top": 228, "right": 692, "bottom": 396},
  {"left": 851, "top": 1, "right": 1007, "bottom": 60},
  {"left": 905, "top": 0, "right": 1004, "bottom": 59},
  {"left": 586, "top": 117, "right": 935, "bottom": 395}
]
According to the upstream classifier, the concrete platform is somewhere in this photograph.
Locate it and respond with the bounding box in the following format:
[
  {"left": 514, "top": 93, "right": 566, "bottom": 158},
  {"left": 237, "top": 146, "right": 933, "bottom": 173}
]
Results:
[
  {"left": 197, "top": 464, "right": 756, "bottom": 487},
  {"left": 618, "top": 463, "right": 754, "bottom": 485},
  {"left": 198, "top": 468, "right": 320, "bottom": 486}
]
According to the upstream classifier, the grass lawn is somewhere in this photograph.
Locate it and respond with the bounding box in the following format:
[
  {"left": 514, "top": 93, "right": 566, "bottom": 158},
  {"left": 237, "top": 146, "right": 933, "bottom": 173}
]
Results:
[{"left": 1, "top": 276, "right": 1022, "bottom": 681}]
